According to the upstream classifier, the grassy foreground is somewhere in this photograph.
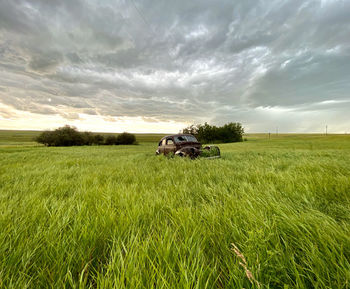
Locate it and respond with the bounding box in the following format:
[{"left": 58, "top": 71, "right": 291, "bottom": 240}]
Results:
[{"left": 0, "top": 134, "right": 349, "bottom": 288}]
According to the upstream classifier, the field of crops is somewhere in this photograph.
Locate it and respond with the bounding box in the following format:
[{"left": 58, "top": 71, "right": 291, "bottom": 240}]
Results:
[{"left": 0, "top": 133, "right": 349, "bottom": 288}]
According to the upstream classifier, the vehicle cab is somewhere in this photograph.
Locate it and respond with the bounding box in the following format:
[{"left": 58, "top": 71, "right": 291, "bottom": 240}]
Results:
[{"left": 156, "top": 134, "right": 201, "bottom": 155}]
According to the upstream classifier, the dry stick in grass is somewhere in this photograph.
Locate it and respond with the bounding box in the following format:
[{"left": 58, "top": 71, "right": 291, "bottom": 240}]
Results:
[{"left": 231, "top": 243, "right": 261, "bottom": 288}]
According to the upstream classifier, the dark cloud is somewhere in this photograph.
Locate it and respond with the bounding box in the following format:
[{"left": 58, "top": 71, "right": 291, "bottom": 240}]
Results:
[
  {"left": 0, "top": 0, "right": 349, "bottom": 131},
  {"left": 248, "top": 50, "right": 350, "bottom": 107},
  {"left": 28, "top": 51, "right": 63, "bottom": 74}
]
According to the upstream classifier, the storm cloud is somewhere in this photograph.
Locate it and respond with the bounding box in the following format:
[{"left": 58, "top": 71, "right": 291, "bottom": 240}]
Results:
[{"left": 0, "top": 0, "right": 349, "bottom": 132}]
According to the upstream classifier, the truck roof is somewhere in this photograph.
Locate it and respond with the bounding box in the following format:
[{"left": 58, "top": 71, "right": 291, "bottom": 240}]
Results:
[{"left": 160, "top": 134, "right": 197, "bottom": 140}]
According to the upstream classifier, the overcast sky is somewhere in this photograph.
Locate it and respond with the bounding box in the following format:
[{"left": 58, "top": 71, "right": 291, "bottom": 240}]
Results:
[{"left": 0, "top": 0, "right": 349, "bottom": 133}]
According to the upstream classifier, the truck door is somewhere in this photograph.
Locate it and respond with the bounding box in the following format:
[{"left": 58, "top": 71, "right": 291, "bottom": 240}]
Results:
[
  {"left": 157, "top": 139, "right": 164, "bottom": 154},
  {"left": 164, "top": 138, "right": 176, "bottom": 155}
]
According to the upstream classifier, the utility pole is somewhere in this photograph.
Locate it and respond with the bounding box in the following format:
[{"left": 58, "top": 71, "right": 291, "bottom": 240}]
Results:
[
  {"left": 326, "top": 125, "right": 328, "bottom": 136},
  {"left": 276, "top": 127, "right": 278, "bottom": 136}
]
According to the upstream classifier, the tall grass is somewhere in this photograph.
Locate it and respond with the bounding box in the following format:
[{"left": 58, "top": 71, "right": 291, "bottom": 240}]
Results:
[{"left": 0, "top": 135, "right": 349, "bottom": 288}]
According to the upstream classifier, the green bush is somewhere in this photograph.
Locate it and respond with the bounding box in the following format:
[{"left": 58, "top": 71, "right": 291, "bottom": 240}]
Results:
[
  {"left": 35, "top": 126, "right": 135, "bottom": 147},
  {"left": 93, "top": 134, "right": 105, "bottom": 145},
  {"left": 82, "top": 132, "right": 95, "bottom": 145},
  {"left": 35, "top": 125, "right": 84, "bottom": 146},
  {"left": 183, "top": 122, "right": 244, "bottom": 143},
  {"left": 105, "top": 135, "right": 119, "bottom": 145},
  {"left": 117, "top": 132, "right": 136, "bottom": 145}
]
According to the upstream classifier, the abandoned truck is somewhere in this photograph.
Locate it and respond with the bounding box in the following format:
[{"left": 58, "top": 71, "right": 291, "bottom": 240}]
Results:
[{"left": 155, "top": 134, "right": 220, "bottom": 159}]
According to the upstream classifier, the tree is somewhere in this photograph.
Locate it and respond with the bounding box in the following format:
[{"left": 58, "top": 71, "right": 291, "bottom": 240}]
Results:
[
  {"left": 82, "top": 132, "right": 94, "bottom": 145},
  {"left": 35, "top": 126, "right": 137, "bottom": 146},
  {"left": 105, "top": 135, "right": 119, "bottom": 145},
  {"left": 182, "top": 124, "right": 198, "bottom": 136},
  {"left": 116, "top": 132, "right": 136, "bottom": 145},
  {"left": 182, "top": 122, "right": 244, "bottom": 143},
  {"left": 35, "top": 125, "right": 84, "bottom": 146},
  {"left": 93, "top": 134, "right": 104, "bottom": 145}
]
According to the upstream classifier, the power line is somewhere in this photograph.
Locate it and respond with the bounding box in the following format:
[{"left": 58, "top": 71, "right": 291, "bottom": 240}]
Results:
[{"left": 130, "top": 0, "right": 151, "bottom": 28}]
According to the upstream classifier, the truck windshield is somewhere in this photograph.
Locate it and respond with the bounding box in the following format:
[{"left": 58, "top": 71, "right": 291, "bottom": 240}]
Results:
[{"left": 174, "top": 135, "right": 198, "bottom": 143}]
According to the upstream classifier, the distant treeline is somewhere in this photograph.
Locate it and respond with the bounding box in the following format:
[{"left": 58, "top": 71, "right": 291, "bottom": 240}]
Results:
[
  {"left": 182, "top": 122, "right": 244, "bottom": 143},
  {"left": 35, "top": 125, "right": 136, "bottom": 146}
]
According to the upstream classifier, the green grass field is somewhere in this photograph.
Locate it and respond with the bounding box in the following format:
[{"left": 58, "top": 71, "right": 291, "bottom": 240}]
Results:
[{"left": 0, "top": 132, "right": 349, "bottom": 288}]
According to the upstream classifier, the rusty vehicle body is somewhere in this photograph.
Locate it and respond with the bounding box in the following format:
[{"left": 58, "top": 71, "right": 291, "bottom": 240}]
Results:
[{"left": 156, "top": 134, "right": 220, "bottom": 159}]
